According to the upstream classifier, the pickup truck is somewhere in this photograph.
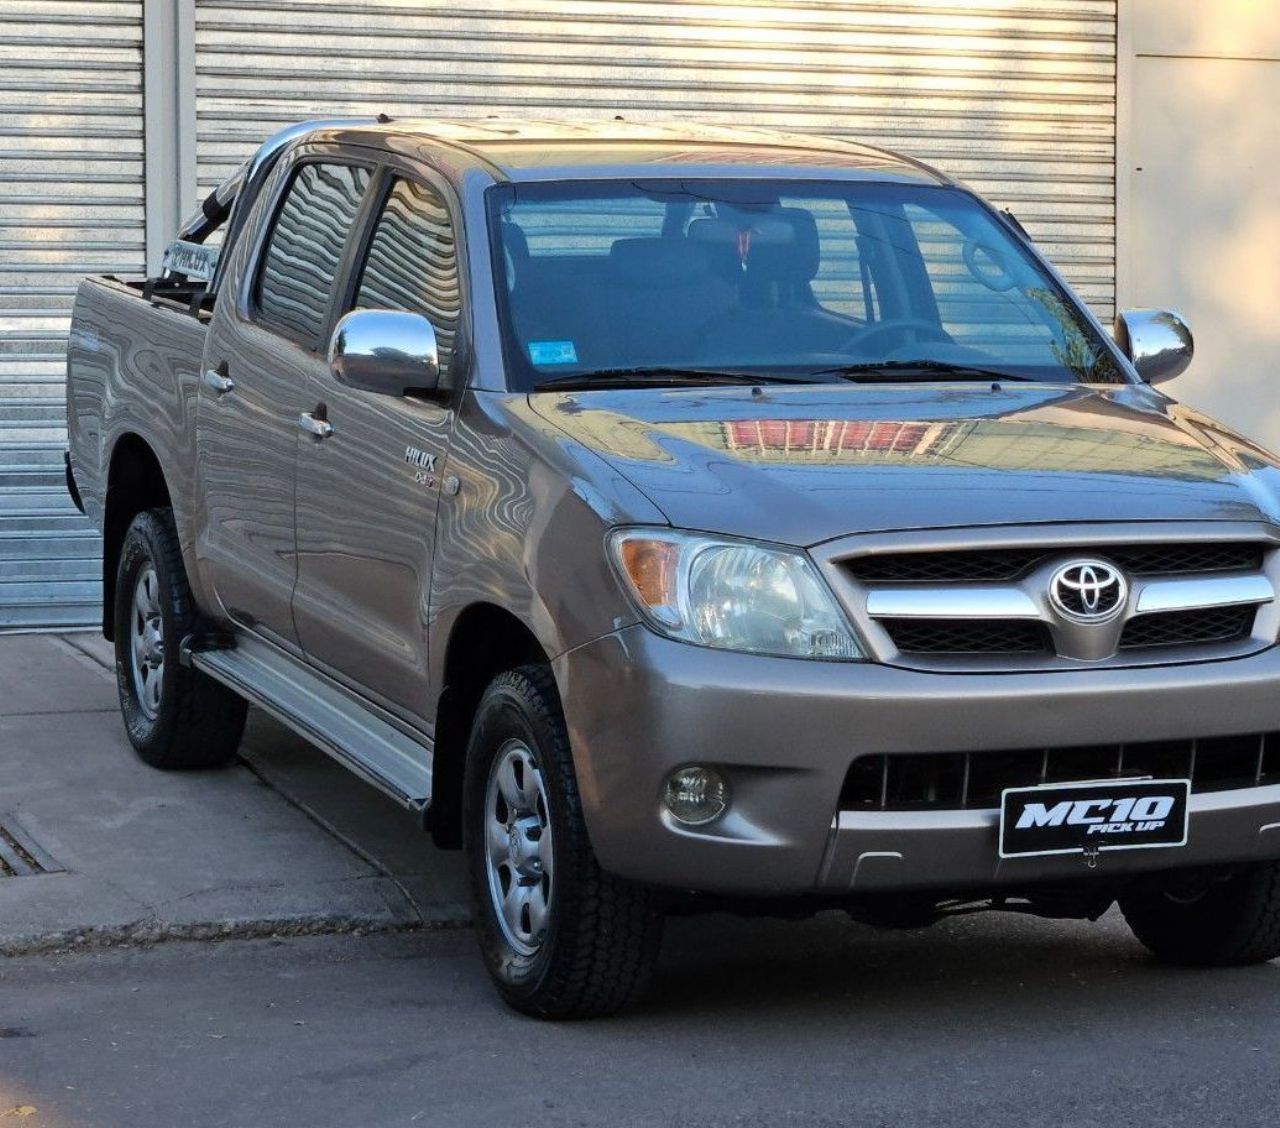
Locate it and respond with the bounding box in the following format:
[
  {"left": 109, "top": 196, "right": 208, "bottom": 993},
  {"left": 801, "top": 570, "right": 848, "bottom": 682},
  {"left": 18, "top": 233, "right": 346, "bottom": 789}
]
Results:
[{"left": 66, "top": 117, "right": 1280, "bottom": 1019}]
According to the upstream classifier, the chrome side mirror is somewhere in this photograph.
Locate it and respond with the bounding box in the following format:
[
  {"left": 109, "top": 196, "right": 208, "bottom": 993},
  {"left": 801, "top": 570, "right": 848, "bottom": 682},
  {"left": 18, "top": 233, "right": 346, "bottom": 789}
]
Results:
[
  {"left": 328, "top": 309, "right": 440, "bottom": 397},
  {"left": 1113, "top": 308, "right": 1194, "bottom": 384}
]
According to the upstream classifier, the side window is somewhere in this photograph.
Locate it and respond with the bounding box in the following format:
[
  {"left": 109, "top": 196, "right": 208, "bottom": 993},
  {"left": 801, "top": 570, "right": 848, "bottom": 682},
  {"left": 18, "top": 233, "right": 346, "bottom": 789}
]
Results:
[
  {"left": 354, "top": 178, "right": 460, "bottom": 379},
  {"left": 255, "top": 162, "right": 371, "bottom": 342}
]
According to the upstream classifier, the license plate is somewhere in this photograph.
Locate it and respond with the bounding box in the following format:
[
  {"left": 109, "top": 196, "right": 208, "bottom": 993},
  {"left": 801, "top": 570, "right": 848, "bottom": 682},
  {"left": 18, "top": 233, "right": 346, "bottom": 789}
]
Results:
[{"left": 999, "top": 778, "right": 1190, "bottom": 859}]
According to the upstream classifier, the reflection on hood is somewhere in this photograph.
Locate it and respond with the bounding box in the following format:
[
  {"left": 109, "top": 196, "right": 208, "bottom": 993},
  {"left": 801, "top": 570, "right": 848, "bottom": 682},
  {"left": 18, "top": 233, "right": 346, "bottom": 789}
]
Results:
[
  {"left": 528, "top": 383, "right": 1280, "bottom": 544},
  {"left": 544, "top": 385, "right": 1260, "bottom": 480}
]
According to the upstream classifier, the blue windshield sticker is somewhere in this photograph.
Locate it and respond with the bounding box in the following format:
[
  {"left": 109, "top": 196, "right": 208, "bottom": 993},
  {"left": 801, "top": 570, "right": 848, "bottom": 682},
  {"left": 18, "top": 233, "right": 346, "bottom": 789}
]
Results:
[{"left": 528, "top": 340, "right": 578, "bottom": 366}]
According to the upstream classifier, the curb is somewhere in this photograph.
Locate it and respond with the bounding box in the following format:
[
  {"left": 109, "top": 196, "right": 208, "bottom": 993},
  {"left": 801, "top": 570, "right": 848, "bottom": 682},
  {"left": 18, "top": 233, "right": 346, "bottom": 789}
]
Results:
[{"left": 0, "top": 908, "right": 469, "bottom": 959}]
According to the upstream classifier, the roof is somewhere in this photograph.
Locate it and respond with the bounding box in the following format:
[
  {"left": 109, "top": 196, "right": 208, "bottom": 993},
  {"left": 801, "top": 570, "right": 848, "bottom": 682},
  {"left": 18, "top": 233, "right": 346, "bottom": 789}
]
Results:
[{"left": 336, "top": 118, "right": 949, "bottom": 185}]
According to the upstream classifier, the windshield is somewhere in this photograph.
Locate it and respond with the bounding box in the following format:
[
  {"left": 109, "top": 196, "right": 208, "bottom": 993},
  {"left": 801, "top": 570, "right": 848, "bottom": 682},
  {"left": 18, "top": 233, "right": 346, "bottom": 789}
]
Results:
[{"left": 487, "top": 179, "right": 1125, "bottom": 391}]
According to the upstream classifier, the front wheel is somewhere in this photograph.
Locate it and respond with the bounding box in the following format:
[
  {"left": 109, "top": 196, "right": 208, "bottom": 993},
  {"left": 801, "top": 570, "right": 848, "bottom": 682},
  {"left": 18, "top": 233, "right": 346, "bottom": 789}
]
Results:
[
  {"left": 463, "top": 666, "right": 664, "bottom": 1019},
  {"left": 113, "top": 508, "right": 247, "bottom": 769},
  {"left": 1120, "top": 862, "right": 1280, "bottom": 966}
]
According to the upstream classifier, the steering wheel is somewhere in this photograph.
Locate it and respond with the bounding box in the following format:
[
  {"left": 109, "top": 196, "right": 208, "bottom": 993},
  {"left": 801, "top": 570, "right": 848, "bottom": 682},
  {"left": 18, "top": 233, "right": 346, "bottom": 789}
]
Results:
[
  {"left": 963, "top": 239, "right": 1017, "bottom": 292},
  {"left": 845, "top": 318, "right": 954, "bottom": 353}
]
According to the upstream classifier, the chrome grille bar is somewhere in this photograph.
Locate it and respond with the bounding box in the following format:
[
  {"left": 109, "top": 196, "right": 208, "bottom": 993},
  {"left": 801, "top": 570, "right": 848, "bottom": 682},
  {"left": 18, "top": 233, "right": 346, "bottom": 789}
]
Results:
[
  {"left": 865, "top": 586, "right": 1040, "bottom": 619},
  {"left": 1134, "top": 573, "right": 1274, "bottom": 614},
  {"left": 865, "top": 572, "right": 1273, "bottom": 622}
]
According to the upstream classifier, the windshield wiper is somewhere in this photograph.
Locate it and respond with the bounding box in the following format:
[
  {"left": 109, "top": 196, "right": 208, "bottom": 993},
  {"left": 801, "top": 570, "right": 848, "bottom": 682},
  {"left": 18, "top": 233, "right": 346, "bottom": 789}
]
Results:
[
  {"left": 811, "top": 359, "right": 1033, "bottom": 383},
  {"left": 535, "top": 366, "right": 826, "bottom": 391}
]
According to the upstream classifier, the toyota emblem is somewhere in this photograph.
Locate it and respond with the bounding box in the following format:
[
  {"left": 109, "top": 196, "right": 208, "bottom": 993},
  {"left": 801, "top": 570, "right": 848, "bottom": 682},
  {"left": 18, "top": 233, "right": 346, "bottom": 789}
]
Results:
[{"left": 1049, "top": 560, "right": 1127, "bottom": 622}]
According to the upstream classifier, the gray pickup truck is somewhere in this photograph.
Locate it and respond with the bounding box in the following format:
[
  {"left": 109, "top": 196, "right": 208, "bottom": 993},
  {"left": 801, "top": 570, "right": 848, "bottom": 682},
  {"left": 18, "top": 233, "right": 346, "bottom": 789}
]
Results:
[{"left": 66, "top": 117, "right": 1280, "bottom": 1019}]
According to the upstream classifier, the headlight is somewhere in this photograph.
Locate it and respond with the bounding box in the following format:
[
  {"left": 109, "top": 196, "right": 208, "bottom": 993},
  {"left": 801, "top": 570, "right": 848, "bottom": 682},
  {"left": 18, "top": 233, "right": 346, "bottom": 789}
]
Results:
[{"left": 609, "top": 528, "right": 864, "bottom": 660}]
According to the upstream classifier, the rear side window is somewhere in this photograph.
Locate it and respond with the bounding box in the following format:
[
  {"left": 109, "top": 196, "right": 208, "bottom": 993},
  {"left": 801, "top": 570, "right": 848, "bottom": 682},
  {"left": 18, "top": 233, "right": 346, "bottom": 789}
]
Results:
[
  {"left": 255, "top": 162, "right": 371, "bottom": 342},
  {"left": 354, "top": 178, "right": 461, "bottom": 379}
]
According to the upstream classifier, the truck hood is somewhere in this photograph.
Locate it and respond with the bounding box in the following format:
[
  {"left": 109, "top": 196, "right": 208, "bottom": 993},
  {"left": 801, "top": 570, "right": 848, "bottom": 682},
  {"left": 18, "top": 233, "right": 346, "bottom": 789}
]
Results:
[{"left": 528, "top": 383, "right": 1280, "bottom": 546}]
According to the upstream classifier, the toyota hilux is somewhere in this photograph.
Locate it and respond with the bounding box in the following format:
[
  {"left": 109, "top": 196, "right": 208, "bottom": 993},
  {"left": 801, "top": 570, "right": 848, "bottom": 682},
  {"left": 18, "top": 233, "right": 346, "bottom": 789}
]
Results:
[{"left": 65, "top": 117, "right": 1280, "bottom": 1018}]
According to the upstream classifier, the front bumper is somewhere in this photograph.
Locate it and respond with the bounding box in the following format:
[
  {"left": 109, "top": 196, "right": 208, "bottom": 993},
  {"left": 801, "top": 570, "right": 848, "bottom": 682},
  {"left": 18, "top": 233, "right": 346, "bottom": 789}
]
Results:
[{"left": 554, "top": 625, "right": 1280, "bottom": 895}]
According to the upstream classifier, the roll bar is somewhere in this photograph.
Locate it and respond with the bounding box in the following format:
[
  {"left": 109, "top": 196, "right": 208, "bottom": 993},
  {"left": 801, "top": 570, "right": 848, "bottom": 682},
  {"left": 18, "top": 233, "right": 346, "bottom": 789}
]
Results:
[{"left": 169, "top": 117, "right": 380, "bottom": 294}]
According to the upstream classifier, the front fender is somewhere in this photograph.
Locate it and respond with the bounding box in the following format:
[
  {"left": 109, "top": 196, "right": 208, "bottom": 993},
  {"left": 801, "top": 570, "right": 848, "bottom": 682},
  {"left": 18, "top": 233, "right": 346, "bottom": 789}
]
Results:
[{"left": 426, "top": 389, "right": 664, "bottom": 704}]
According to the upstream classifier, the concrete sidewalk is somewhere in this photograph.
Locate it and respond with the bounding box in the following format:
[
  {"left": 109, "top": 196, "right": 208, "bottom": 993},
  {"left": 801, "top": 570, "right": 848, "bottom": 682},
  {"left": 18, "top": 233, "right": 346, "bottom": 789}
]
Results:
[{"left": 0, "top": 633, "right": 467, "bottom": 954}]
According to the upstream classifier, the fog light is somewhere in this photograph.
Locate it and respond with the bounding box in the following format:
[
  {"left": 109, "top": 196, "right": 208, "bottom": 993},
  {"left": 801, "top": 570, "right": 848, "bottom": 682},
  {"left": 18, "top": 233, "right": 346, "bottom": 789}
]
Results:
[{"left": 663, "top": 766, "right": 729, "bottom": 826}]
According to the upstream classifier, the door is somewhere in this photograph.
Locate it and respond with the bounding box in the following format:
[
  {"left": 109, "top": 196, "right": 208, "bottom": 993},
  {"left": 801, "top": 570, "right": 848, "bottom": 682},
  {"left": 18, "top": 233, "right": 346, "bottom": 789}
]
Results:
[
  {"left": 196, "top": 158, "right": 373, "bottom": 649},
  {"left": 291, "top": 173, "right": 461, "bottom": 720}
]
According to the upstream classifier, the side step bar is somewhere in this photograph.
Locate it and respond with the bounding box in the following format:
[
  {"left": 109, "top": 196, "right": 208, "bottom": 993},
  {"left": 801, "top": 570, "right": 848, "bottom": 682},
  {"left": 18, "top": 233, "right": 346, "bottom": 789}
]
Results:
[{"left": 191, "top": 635, "right": 432, "bottom": 810}]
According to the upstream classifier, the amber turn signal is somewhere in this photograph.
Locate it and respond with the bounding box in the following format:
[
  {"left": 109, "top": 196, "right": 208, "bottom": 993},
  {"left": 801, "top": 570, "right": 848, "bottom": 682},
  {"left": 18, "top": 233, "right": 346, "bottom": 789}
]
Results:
[{"left": 617, "top": 536, "right": 680, "bottom": 611}]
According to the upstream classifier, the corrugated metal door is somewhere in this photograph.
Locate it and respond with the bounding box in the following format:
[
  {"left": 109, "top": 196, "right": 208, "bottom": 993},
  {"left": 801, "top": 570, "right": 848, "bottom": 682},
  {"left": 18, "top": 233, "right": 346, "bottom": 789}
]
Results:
[
  {"left": 194, "top": 0, "right": 1115, "bottom": 314},
  {"left": 0, "top": 1, "right": 144, "bottom": 629}
]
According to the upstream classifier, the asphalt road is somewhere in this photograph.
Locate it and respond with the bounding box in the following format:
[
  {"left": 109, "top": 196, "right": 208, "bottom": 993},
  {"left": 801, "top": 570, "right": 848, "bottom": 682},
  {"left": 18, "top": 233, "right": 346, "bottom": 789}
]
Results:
[{"left": 4, "top": 906, "right": 1280, "bottom": 1128}]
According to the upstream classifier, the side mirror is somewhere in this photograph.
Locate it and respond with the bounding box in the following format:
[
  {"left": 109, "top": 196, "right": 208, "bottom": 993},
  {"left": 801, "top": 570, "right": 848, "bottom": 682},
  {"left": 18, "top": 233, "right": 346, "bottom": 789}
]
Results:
[
  {"left": 1113, "top": 308, "right": 1194, "bottom": 384},
  {"left": 328, "top": 309, "right": 440, "bottom": 397}
]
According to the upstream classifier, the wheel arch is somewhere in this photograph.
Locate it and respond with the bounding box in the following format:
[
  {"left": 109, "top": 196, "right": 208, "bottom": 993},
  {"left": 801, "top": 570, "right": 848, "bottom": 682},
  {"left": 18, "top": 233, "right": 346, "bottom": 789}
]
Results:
[
  {"left": 429, "top": 601, "right": 552, "bottom": 849},
  {"left": 101, "top": 433, "right": 172, "bottom": 640}
]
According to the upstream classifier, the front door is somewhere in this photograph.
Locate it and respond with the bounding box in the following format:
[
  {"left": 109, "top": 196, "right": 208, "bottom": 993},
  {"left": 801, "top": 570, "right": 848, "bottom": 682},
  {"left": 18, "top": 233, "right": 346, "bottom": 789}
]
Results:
[{"left": 292, "top": 173, "right": 461, "bottom": 722}]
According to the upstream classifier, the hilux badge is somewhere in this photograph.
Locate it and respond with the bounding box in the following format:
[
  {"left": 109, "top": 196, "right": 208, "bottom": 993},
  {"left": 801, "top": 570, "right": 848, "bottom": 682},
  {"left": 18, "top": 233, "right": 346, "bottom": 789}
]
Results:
[
  {"left": 404, "top": 445, "right": 437, "bottom": 485},
  {"left": 1048, "top": 559, "right": 1127, "bottom": 622}
]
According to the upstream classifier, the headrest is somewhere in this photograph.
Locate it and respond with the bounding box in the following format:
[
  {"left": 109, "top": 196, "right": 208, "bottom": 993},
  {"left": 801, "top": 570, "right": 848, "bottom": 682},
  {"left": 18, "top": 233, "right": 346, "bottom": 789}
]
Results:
[
  {"left": 741, "top": 208, "right": 820, "bottom": 283},
  {"left": 608, "top": 237, "right": 715, "bottom": 287},
  {"left": 686, "top": 218, "right": 742, "bottom": 279}
]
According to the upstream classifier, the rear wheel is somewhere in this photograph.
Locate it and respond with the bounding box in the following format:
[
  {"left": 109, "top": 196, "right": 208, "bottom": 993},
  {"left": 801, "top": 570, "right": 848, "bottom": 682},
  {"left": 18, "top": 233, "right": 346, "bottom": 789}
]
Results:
[
  {"left": 463, "top": 666, "right": 664, "bottom": 1019},
  {"left": 113, "top": 508, "right": 247, "bottom": 769},
  {"left": 1120, "top": 862, "right": 1280, "bottom": 966}
]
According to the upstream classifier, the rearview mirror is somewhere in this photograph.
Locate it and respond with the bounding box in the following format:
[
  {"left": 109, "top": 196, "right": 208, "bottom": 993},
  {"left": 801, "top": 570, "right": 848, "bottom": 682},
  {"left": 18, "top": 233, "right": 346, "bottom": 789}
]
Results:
[
  {"left": 328, "top": 309, "right": 440, "bottom": 396},
  {"left": 1113, "top": 308, "right": 1193, "bottom": 384}
]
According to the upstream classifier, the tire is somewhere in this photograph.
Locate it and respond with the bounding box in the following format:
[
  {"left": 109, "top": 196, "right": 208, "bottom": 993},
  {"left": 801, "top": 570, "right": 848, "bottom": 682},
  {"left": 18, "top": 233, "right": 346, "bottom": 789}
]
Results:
[
  {"left": 1120, "top": 862, "right": 1280, "bottom": 967},
  {"left": 113, "top": 508, "right": 247, "bottom": 769},
  {"left": 463, "top": 665, "right": 664, "bottom": 1019}
]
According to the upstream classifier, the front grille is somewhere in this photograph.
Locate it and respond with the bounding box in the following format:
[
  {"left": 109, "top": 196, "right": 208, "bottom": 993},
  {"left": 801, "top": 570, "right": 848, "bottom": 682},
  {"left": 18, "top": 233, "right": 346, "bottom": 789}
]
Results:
[
  {"left": 1120, "top": 605, "right": 1255, "bottom": 649},
  {"left": 879, "top": 618, "right": 1050, "bottom": 655},
  {"left": 848, "top": 536, "right": 1272, "bottom": 664},
  {"left": 849, "top": 541, "right": 1265, "bottom": 584},
  {"left": 840, "top": 733, "right": 1280, "bottom": 811},
  {"left": 852, "top": 549, "right": 1045, "bottom": 584}
]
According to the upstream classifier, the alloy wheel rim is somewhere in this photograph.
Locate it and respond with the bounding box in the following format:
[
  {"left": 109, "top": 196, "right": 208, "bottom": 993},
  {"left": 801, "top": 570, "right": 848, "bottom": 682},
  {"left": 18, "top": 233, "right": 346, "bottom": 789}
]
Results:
[
  {"left": 129, "top": 564, "right": 164, "bottom": 720},
  {"left": 483, "top": 738, "right": 554, "bottom": 956}
]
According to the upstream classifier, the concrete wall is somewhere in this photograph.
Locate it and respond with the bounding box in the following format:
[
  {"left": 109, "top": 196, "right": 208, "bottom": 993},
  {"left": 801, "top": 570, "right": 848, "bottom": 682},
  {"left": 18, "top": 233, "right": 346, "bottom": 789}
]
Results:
[{"left": 1118, "top": 0, "right": 1280, "bottom": 444}]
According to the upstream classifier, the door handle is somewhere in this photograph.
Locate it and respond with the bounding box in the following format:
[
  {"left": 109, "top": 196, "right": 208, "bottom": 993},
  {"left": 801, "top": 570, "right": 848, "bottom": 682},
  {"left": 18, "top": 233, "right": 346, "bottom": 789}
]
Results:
[
  {"left": 202, "top": 366, "right": 235, "bottom": 395},
  {"left": 298, "top": 411, "right": 334, "bottom": 440}
]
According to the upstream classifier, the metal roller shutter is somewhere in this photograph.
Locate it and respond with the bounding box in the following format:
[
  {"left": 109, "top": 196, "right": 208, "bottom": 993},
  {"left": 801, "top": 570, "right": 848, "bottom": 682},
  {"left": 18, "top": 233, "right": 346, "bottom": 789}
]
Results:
[
  {"left": 195, "top": 0, "right": 1115, "bottom": 314},
  {"left": 0, "top": 1, "right": 144, "bottom": 629}
]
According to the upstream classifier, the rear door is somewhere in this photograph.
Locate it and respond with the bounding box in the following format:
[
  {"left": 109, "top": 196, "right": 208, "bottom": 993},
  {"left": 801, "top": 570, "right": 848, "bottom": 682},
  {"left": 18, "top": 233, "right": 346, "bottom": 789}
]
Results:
[
  {"left": 196, "top": 154, "right": 373, "bottom": 649},
  {"left": 291, "top": 167, "right": 462, "bottom": 722}
]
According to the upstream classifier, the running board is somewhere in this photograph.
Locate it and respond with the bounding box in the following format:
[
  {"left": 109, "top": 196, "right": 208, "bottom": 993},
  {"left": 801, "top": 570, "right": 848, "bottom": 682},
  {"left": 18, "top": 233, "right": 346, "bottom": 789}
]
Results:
[{"left": 192, "top": 636, "right": 432, "bottom": 809}]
